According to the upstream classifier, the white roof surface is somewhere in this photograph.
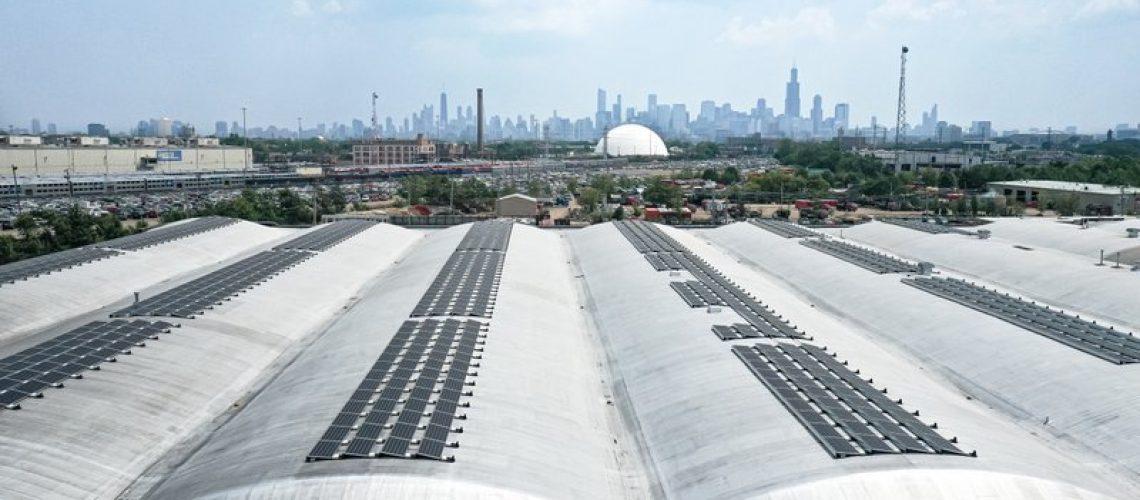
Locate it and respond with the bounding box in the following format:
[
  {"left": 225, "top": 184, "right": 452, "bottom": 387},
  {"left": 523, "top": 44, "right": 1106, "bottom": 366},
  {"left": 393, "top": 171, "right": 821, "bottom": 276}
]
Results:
[
  {"left": 986, "top": 179, "right": 1140, "bottom": 195},
  {"left": 595, "top": 124, "right": 669, "bottom": 157},
  {"left": 2, "top": 218, "right": 1140, "bottom": 499}
]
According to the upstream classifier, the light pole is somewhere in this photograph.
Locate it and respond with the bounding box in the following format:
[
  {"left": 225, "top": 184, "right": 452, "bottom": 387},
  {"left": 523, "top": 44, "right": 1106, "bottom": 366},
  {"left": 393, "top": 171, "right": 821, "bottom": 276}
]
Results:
[
  {"left": 242, "top": 106, "right": 249, "bottom": 180},
  {"left": 10, "top": 165, "right": 19, "bottom": 214}
]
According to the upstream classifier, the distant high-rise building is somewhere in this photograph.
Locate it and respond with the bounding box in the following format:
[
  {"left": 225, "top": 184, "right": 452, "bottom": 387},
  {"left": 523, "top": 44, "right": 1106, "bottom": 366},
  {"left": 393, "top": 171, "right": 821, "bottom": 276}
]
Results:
[
  {"left": 231, "top": 121, "right": 240, "bottom": 137},
  {"left": 87, "top": 123, "right": 109, "bottom": 137},
  {"left": 439, "top": 92, "right": 449, "bottom": 129},
  {"left": 810, "top": 95, "right": 823, "bottom": 136},
  {"left": 613, "top": 94, "right": 622, "bottom": 124},
  {"left": 670, "top": 104, "right": 688, "bottom": 134},
  {"left": 215, "top": 121, "right": 228, "bottom": 137},
  {"left": 154, "top": 117, "right": 173, "bottom": 137},
  {"left": 352, "top": 119, "right": 365, "bottom": 138},
  {"left": 31, "top": 119, "right": 41, "bottom": 135},
  {"left": 834, "top": 103, "right": 850, "bottom": 131},
  {"left": 970, "top": 120, "right": 993, "bottom": 139},
  {"left": 596, "top": 88, "right": 608, "bottom": 130},
  {"left": 699, "top": 100, "right": 717, "bottom": 123},
  {"left": 136, "top": 120, "right": 150, "bottom": 136},
  {"left": 647, "top": 94, "right": 658, "bottom": 124},
  {"left": 784, "top": 66, "right": 801, "bottom": 119},
  {"left": 47, "top": 123, "right": 57, "bottom": 135}
]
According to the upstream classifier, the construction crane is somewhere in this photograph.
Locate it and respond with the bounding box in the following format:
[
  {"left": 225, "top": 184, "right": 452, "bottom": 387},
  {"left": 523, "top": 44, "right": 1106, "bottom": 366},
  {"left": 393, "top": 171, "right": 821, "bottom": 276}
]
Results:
[
  {"left": 894, "top": 46, "right": 909, "bottom": 148},
  {"left": 370, "top": 92, "right": 379, "bottom": 140}
]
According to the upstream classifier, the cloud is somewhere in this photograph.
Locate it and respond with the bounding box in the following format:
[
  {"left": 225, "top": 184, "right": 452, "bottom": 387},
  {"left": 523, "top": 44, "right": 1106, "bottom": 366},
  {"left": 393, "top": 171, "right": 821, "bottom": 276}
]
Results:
[
  {"left": 467, "top": 0, "right": 646, "bottom": 36},
  {"left": 868, "top": 0, "right": 960, "bottom": 23},
  {"left": 1076, "top": 0, "right": 1140, "bottom": 17},
  {"left": 321, "top": 1, "right": 344, "bottom": 14},
  {"left": 716, "top": 7, "right": 835, "bottom": 46},
  {"left": 289, "top": 0, "right": 313, "bottom": 17}
]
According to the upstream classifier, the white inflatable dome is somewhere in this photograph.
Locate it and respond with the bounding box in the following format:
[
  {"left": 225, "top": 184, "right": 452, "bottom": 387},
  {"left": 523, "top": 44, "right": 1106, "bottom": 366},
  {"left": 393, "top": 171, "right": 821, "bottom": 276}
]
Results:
[{"left": 595, "top": 123, "right": 668, "bottom": 157}]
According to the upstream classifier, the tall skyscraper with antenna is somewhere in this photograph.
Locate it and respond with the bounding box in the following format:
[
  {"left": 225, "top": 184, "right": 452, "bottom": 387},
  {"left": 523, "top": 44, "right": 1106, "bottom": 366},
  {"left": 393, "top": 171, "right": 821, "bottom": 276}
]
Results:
[{"left": 784, "top": 66, "right": 801, "bottom": 119}]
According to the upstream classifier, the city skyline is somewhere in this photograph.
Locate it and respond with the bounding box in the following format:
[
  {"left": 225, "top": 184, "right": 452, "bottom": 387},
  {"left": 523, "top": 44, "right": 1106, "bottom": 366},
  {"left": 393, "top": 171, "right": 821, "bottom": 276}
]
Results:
[{"left": 1, "top": 1, "right": 1138, "bottom": 133}]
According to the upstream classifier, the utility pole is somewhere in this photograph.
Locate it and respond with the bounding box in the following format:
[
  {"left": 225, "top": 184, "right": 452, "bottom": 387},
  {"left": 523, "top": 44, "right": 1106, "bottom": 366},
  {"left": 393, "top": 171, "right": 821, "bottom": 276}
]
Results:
[
  {"left": 241, "top": 107, "right": 249, "bottom": 180},
  {"left": 10, "top": 165, "right": 19, "bottom": 214},
  {"left": 894, "top": 46, "right": 909, "bottom": 148}
]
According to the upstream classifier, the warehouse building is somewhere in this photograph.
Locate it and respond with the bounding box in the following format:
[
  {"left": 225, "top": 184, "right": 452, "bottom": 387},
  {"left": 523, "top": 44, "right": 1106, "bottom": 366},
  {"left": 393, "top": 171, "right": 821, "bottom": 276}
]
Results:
[
  {"left": 0, "top": 139, "right": 252, "bottom": 177},
  {"left": 987, "top": 179, "right": 1140, "bottom": 214},
  {"left": 494, "top": 193, "right": 538, "bottom": 218},
  {"left": 1, "top": 216, "right": 1140, "bottom": 499}
]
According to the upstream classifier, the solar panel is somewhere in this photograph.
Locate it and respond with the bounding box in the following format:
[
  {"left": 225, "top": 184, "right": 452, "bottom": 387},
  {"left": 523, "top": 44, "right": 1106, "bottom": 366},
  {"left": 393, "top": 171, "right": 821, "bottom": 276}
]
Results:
[
  {"left": 0, "top": 247, "right": 122, "bottom": 287},
  {"left": 112, "top": 250, "right": 313, "bottom": 318},
  {"left": 904, "top": 276, "right": 1140, "bottom": 364},
  {"left": 274, "top": 220, "right": 377, "bottom": 252},
  {"left": 306, "top": 319, "right": 483, "bottom": 463},
  {"left": 800, "top": 238, "right": 921, "bottom": 274},
  {"left": 97, "top": 216, "right": 237, "bottom": 251},
  {"left": 748, "top": 219, "right": 820, "bottom": 238},
  {"left": 733, "top": 343, "right": 970, "bottom": 459},
  {"left": 411, "top": 252, "right": 504, "bottom": 318},
  {"left": 880, "top": 218, "right": 973, "bottom": 235},
  {"left": 454, "top": 220, "right": 514, "bottom": 252},
  {"left": 0, "top": 319, "right": 175, "bottom": 410}
]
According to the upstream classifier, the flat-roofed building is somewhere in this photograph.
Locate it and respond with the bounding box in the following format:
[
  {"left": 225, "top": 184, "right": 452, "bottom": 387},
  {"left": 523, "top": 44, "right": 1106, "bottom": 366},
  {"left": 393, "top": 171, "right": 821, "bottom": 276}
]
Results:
[
  {"left": 352, "top": 134, "right": 436, "bottom": 165},
  {"left": 988, "top": 179, "right": 1140, "bottom": 214}
]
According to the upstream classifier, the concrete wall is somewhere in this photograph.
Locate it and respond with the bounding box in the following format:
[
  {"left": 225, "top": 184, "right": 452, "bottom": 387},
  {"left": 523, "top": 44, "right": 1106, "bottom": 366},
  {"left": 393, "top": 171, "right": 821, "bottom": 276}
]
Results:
[{"left": 0, "top": 147, "right": 252, "bottom": 177}]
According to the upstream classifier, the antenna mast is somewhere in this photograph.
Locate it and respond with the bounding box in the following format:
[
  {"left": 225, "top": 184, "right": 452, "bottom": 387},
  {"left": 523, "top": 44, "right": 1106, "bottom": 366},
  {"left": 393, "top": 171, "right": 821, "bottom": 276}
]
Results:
[{"left": 894, "top": 46, "right": 909, "bottom": 148}]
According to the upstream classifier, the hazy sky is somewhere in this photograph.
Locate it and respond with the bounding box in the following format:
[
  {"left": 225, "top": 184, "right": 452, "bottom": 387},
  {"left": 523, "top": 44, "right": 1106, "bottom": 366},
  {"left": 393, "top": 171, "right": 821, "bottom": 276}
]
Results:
[{"left": 1, "top": 0, "right": 1138, "bottom": 133}]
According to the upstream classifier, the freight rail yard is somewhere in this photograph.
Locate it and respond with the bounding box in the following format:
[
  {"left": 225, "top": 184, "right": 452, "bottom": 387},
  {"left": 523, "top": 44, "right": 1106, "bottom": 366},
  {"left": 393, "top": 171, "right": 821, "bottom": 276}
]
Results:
[{"left": 1, "top": 215, "right": 1140, "bottom": 499}]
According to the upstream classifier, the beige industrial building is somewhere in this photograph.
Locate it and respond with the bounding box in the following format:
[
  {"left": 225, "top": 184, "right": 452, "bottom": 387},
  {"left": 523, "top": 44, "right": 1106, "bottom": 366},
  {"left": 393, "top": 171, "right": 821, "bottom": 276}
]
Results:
[
  {"left": 495, "top": 193, "right": 538, "bottom": 218},
  {"left": 988, "top": 180, "right": 1140, "bottom": 214},
  {"left": 0, "top": 140, "right": 252, "bottom": 177},
  {"left": 352, "top": 134, "right": 436, "bottom": 165}
]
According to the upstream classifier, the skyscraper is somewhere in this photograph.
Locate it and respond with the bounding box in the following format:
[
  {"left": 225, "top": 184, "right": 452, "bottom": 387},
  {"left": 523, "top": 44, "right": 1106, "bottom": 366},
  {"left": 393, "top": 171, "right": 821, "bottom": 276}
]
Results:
[
  {"left": 596, "top": 88, "right": 608, "bottom": 130},
  {"left": 215, "top": 121, "right": 228, "bottom": 137},
  {"left": 647, "top": 94, "right": 658, "bottom": 126},
  {"left": 834, "top": 103, "right": 850, "bottom": 131},
  {"left": 31, "top": 119, "right": 41, "bottom": 135},
  {"left": 811, "top": 94, "right": 823, "bottom": 136},
  {"left": 784, "top": 66, "right": 801, "bottom": 119},
  {"left": 439, "top": 92, "right": 449, "bottom": 130},
  {"left": 613, "top": 94, "right": 622, "bottom": 124},
  {"left": 699, "top": 100, "right": 717, "bottom": 123}
]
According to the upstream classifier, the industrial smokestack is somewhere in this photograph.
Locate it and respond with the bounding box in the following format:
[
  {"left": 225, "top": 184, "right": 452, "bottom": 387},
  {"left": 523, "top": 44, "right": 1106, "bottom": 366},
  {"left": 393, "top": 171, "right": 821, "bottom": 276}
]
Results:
[{"left": 476, "top": 88, "right": 484, "bottom": 152}]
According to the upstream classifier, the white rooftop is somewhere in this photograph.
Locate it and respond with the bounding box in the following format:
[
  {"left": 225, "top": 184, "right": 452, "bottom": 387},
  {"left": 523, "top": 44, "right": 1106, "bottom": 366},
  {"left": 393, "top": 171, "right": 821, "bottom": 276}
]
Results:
[
  {"left": 986, "top": 179, "right": 1140, "bottom": 195},
  {"left": 1, "top": 217, "right": 1140, "bottom": 499}
]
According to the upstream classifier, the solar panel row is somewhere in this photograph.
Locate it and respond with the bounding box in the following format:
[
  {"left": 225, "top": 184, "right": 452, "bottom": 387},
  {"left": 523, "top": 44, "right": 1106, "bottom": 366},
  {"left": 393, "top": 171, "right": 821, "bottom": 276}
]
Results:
[
  {"left": 611, "top": 221, "right": 803, "bottom": 340},
  {"left": 112, "top": 250, "right": 314, "bottom": 318},
  {"left": 97, "top": 216, "right": 237, "bottom": 251},
  {"left": 613, "top": 221, "right": 688, "bottom": 253},
  {"left": 880, "top": 218, "right": 973, "bottom": 235},
  {"left": 0, "top": 247, "right": 121, "bottom": 288},
  {"left": 308, "top": 221, "right": 514, "bottom": 464},
  {"left": 733, "top": 343, "right": 968, "bottom": 458},
  {"left": 0, "top": 319, "right": 175, "bottom": 410},
  {"left": 748, "top": 219, "right": 820, "bottom": 238},
  {"left": 411, "top": 252, "right": 503, "bottom": 318},
  {"left": 904, "top": 277, "right": 1140, "bottom": 364},
  {"left": 273, "top": 220, "right": 377, "bottom": 252},
  {"left": 454, "top": 220, "right": 514, "bottom": 252},
  {"left": 800, "top": 238, "right": 921, "bottom": 274},
  {"left": 306, "top": 319, "right": 484, "bottom": 462}
]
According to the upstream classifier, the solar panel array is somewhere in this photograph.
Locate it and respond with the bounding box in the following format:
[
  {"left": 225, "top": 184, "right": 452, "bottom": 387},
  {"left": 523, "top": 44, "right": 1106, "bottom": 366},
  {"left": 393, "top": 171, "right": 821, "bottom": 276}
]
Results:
[
  {"left": 308, "top": 220, "right": 513, "bottom": 463},
  {"left": 274, "top": 220, "right": 378, "bottom": 252},
  {"left": 411, "top": 252, "right": 503, "bottom": 318},
  {"left": 112, "top": 250, "right": 313, "bottom": 318},
  {"left": 749, "top": 219, "right": 820, "bottom": 238},
  {"left": 800, "top": 238, "right": 921, "bottom": 274},
  {"left": 0, "top": 319, "right": 175, "bottom": 410},
  {"left": 613, "top": 221, "right": 803, "bottom": 340},
  {"left": 455, "top": 219, "right": 514, "bottom": 251},
  {"left": 0, "top": 247, "right": 121, "bottom": 288},
  {"left": 612, "top": 221, "right": 971, "bottom": 459},
  {"left": 307, "top": 319, "right": 484, "bottom": 461},
  {"left": 97, "top": 216, "right": 237, "bottom": 251},
  {"left": 733, "top": 343, "right": 967, "bottom": 458},
  {"left": 904, "top": 277, "right": 1140, "bottom": 364},
  {"left": 880, "top": 218, "right": 972, "bottom": 235},
  {"left": 614, "top": 221, "right": 688, "bottom": 253}
]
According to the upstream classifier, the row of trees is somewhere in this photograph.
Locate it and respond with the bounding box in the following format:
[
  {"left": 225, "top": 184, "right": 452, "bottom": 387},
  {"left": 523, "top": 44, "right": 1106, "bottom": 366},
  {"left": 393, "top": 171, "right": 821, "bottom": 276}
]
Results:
[{"left": 0, "top": 207, "right": 142, "bottom": 264}]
